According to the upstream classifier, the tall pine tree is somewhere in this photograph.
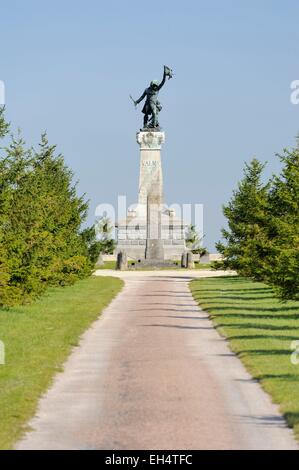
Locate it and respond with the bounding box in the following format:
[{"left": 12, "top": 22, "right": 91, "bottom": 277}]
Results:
[
  {"left": 28, "top": 132, "right": 91, "bottom": 287},
  {"left": 0, "top": 108, "right": 12, "bottom": 304},
  {"left": 265, "top": 148, "right": 299, "bottom": 300},
  {"left": 1, "top": 132, "right": 48, "bottom": 303},
  {"left": 216, "top": 158, "right": 270, "bottom": 280},
  {"left": 0, "top": 125, "right": 95, "bottom": 306}
]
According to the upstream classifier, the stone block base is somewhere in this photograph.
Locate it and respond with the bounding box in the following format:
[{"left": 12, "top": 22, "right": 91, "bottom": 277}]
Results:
[
  {"left": 130, "top": 259, "right": 178, "bottom": 269},
  {"left": 116, "top": 240, "right": 186, "bottom": 261}
]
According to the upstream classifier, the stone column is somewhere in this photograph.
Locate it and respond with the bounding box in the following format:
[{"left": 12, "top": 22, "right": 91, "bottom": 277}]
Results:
[
  {"left": 145, "top": 193, "right": 164, "bottom": 260},
  {"left": 137, "top": 131, "right": 165, "bottom": 208},
  {"left": 137, "top": 131, "right": 165, "bottom": 261}
]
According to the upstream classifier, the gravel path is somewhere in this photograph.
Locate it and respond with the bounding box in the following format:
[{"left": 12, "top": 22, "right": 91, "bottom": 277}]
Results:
[{"left": 17, "top": 271, "right": 298, "bottom": 450}]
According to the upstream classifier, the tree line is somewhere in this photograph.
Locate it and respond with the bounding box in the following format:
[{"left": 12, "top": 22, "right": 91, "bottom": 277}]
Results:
[
  {"left": 0, "top": 108, "right": 100, "bottom": 307},
  {"left": 216, "top": 146, "right": 299, "bottom": 301}
]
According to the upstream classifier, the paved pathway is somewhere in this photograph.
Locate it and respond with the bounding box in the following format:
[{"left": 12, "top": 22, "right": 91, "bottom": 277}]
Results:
[{"left": 17, "top": 271, "right": 298, "bottom": 450}]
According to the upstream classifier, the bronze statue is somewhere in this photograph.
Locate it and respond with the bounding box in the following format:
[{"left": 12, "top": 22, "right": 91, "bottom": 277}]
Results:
[{"left": 131, "top": 65, "right": 173, "bottom": 130}]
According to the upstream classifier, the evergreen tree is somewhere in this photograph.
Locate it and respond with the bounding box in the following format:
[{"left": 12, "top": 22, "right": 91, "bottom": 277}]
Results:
[
  {"left": 31, "top": 133, "right": 91, "bottom": 287},
  {"left": 265, "top": 148, "right": 299, "bottom": 300},
  {"left": 0, "top": 107, "right": 9, "bottom": 139},
  {"left": 95, "top": 213, "right": 115, "bottom": 254},
  {"left": 216, "top": 158, "right": 270, "bottom": 280},
  {"left": 185, "top": 224, "right": 207, "bottom": 256},
  {"left": 185, "top": 224, "right": 200, "bottom": 249},
  {"left": 0, "top": 108, "right": 11, "bottom": 304},
  {"left": 80, "top": 225, "right": 102, "bottom": 265},
  {"left": 0, "top": 127, "right": 94, "bottom": 306},
  {"left": 0, "top": 132, "right": 35, "bottom": 304}
]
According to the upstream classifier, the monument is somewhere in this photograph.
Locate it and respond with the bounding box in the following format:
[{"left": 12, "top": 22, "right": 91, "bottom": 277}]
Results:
[{"left": 115, "top": 66, "right": 187, "bottom": 264}]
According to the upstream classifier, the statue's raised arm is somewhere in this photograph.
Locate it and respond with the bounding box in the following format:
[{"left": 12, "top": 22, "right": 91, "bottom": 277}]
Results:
[{"left": 130, "top": 65, "right": 173, "bottom": 130}]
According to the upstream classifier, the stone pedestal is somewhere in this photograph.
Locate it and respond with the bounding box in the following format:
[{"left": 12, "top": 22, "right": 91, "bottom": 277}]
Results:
[
  {"left": 116, "top": 251, "right": 128, "bottom": 271},
  {"left": 116, "top": 130, "right": 187, "bottom": 261},
  {"left": 137, "top": 131, "right": 164, "bottom": 209},
  {"left": 181, "top": 252, "right": 187, "bottom": 268},
  {"left": 187, "top": 251, "right": 195, "bottom": 269}
]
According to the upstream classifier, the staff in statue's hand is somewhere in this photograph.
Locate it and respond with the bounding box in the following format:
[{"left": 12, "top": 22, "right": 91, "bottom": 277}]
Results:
[{"left": 130, "top": 95, "right": 137, "bottom": 108}]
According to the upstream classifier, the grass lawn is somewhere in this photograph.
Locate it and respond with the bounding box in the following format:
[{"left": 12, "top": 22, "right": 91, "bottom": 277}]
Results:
[
  {"left": 190, "top": 276, "right": 299, "bottom": 441},
  {"left": 0, "top": 276, "right": 123, "bottom": 450},
  {"left": 96, "top": 260, "right": 116, "bottom": 269}
]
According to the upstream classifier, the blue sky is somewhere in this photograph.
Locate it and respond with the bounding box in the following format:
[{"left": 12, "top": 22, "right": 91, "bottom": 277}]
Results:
[{"left": 1, "top": 0, "right": 299, "bottom": 250}]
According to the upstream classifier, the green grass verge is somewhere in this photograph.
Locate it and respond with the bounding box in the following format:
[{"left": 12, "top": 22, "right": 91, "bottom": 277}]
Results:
[
  {"left": 0, "top": 276, "right": 123, "bottom": 450},
  {"left": 96, "top": 260, "right": 116, "bottom": 269},
  {"left": 190, "top": 276, "right": 299, "bottom": 441}
]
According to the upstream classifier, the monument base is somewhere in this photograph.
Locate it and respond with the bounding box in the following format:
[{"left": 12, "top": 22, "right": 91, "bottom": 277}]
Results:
[
  {"left": 115, "top": 130, "right": 187, "bottom": 261},
  {"left": 116, "top": 203, "right": 187, "bottom": 261}
]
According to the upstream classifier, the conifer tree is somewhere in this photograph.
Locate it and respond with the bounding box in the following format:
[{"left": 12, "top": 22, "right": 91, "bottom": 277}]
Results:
[
  {"left": 95, "top": 214, "right": 115, "bottom": 254},
  {"left": 265, "top": 148, "right": 299, "bottom": 300},
  {"left": 0, "top": 126, "right": 95, "bottom": 306},
  {"left": 216, "top": 158, "right": 270, "bottom": 280},
  {"left": 80, "top": 225, "right": 102, "bottom": 265},
  {"left": 185, "top": 224, "right": 207, "bottom": 255},
  {"left": 0, "top": 107, "right": 11, "bottom": 304},
  {"left": 1, "top": 132, "right": 43, "bottom": 303},
  {"left": 0, "top": 107, "right": 9, "bottom": 138},
  {"left": 31, "top": 133, "right": 91, "bottom": 287}
]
